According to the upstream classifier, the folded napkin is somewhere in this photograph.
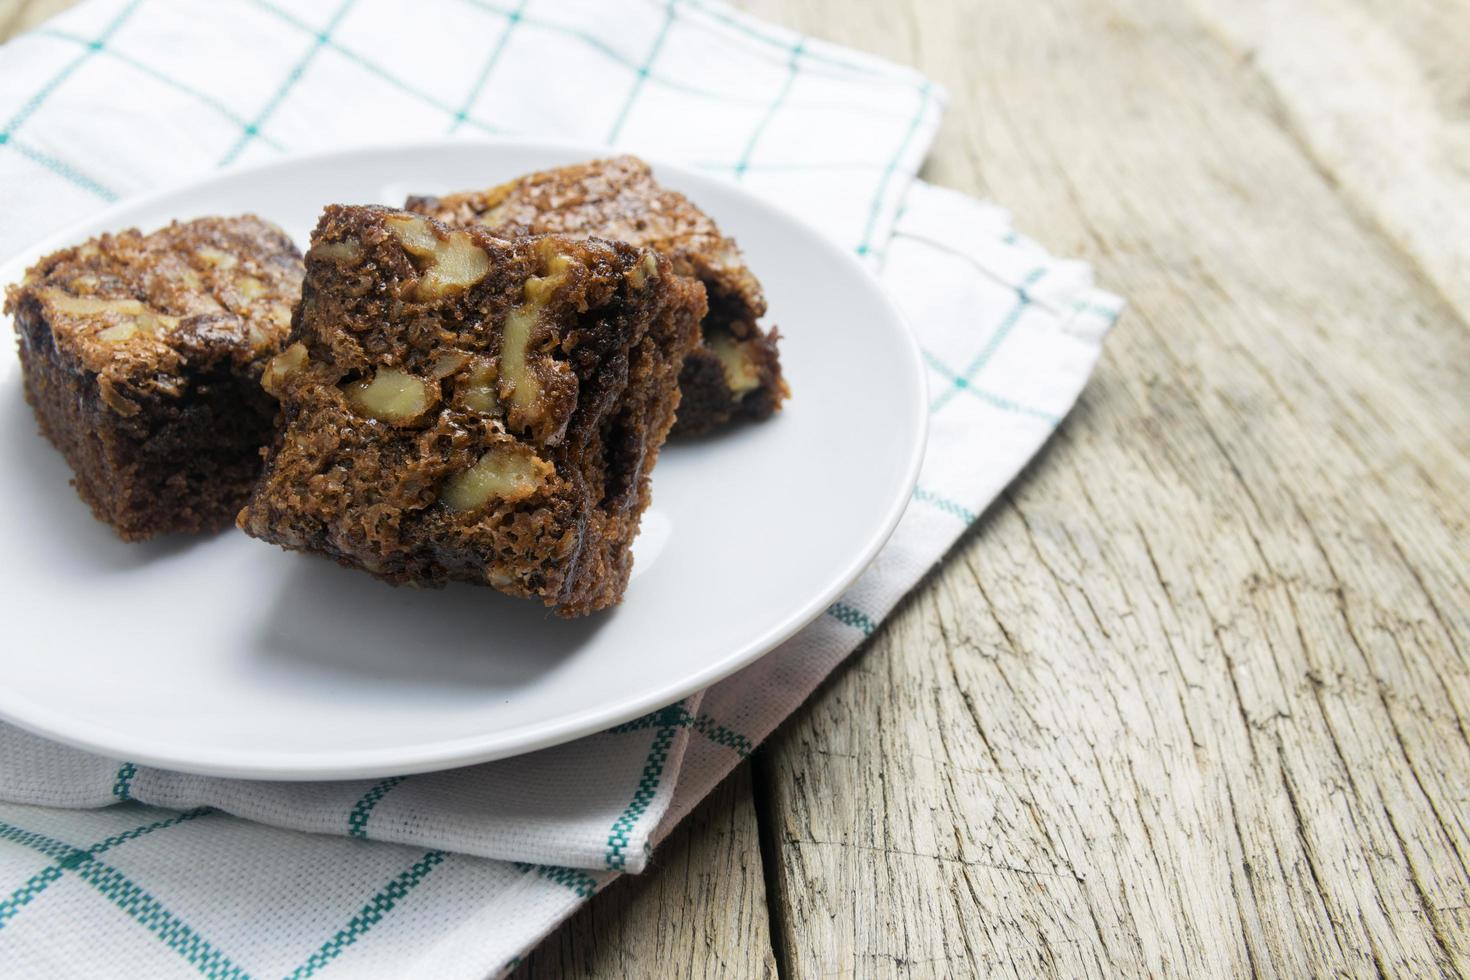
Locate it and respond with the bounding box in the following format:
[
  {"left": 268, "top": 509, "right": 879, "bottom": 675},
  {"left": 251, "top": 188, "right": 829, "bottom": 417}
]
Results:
[{"left": 0, "top": 1, "right": 1121, "bottom": 975}]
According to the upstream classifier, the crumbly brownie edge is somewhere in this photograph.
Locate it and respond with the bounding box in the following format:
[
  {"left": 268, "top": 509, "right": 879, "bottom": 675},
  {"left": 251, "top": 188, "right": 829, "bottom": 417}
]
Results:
[
  {"left": 670, "top": 322, "right": 786, "bottom": 436},
  {"left": 553, "top": 267, "right": 704, "bottom": 614},
  {"left": 10, "top": 293, "right": 278, "bottom": 539}
]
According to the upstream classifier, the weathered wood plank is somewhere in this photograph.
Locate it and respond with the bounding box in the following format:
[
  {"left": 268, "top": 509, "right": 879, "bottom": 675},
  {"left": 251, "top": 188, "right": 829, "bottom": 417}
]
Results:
[
  {"left": 742, "top": 0, "right": 1470, "bottom": 976},
  {"left": 514, "top": 763, "right": 777, "bottom": 979},
  {"left": 1190, "top": 0, "right": 1470, "bottom": 326},
  {"left": 0, "top": 0, "right": 74, "bottom": 41}
]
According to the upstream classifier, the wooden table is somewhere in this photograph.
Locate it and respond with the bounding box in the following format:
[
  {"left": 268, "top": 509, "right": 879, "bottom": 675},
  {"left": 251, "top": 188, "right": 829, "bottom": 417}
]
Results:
[
  {"left": 5, "top": 0, "right": 1467, "bottom": 975},
  {"left": 518, "top": 2, "right": 1470, "bottom": 975}
]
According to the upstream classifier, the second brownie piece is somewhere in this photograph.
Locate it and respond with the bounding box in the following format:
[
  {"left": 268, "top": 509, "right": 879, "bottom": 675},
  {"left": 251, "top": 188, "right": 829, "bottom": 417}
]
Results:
[
  {"left": 407, "top": 156, "right": 788, "bottom": 435},
  {"left": 237, "top": 205, "right": 705, "bottom": 616},
  {"left": 5, "top": 216, "right": 302, "bottom": 540}
]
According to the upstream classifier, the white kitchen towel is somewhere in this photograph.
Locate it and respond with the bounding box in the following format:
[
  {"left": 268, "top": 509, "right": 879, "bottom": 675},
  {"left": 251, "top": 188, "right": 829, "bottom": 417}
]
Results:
[{"left": 0, "top": 1, "right": 1122, "bottom": 976}]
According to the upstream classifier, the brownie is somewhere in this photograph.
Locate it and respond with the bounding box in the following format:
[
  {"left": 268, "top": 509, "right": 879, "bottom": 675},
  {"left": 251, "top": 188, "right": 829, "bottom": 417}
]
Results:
[
  {"left": 236, "top": 205, "right": 704, "bottom": 616},
  {"left": 407, "top": 155, "right": 787, "bottom": 435},
  {"left": 4, "top": 215, "right": 303, "bottom": 540}
]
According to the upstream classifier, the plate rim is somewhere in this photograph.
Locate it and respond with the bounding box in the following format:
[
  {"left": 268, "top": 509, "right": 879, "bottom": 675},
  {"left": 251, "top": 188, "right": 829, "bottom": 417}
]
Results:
[{"left": 0, "top": 137, "right": 928, "bottom": 780}]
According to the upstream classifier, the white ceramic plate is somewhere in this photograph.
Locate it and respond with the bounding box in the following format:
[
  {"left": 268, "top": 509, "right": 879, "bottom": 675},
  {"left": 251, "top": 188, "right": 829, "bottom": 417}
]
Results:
[{"left": 0, "top": 139, "right": 925, "bottom": 780}]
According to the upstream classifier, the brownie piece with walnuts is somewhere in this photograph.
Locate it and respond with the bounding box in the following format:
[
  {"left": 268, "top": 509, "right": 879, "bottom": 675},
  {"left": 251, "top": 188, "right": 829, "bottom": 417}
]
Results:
[
  {"left": 407, "top": 155, "right": 786, "bottom": 435},
  {"left": 236, "top": 205, "right": 704, "bottom": 616},
  {"left": 4, "top": 215, "right": 303, "bottom": 540}
]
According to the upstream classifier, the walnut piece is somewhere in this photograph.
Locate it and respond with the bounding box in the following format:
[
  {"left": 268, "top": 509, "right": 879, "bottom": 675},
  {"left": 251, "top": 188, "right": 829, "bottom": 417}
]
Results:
[
  {"left": 626, "top": 252, "right": 659, "bottom": 291},
  {"left": 460, "top": 357, "right": 500, "bottom": 414},
  {"left": 429, "top": 351, "right": 471, "bottom": 380},
  {"left": 708, "top": 330, "right": 763, "bottom": 396},
  {"left": 97, "top": 322, "right": 140, "bottom": 343},
  {"left": 235, "top": 275, "right": 268, "bottom": 301},
  {"left": 384, "top": 214, "right": 490, "bottom": 298},
  {"left": 313, "top": 240, "right": 364, "bottom": 264},
  {"left": 342, "top": 367, "right": 436, "bottom": 424},
  {"left": 43, "top": 292, "right": 147, "bottom": 317},
  {"left": 196, "top": 246, "right": 238, "bottom": 270},
  {"left": 501, "top": 247, "right": 575, "bottom": 427},
  {"left": 500, "top": 306, "right": 538, "bottom": 413},
  {"left": 262, "top": 342, "right": 309, "bottom": 396},
  {"left": 440, "top": 445, "right": 554, "bottom": 511},
  {"left": 40, "top": 289, "right": 178, "bottom": 343},
  {"left": 247, "top": 305, "right": 292, "bottom": 352}
]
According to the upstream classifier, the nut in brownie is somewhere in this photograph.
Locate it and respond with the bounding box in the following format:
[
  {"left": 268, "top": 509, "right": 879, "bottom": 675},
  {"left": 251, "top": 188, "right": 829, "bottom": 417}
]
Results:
[
  {"left": 4, "top": 215, "right": 303, "bottom": 540},
  {"left": 407, "top": 155, "right": 787, "bottom": 435},
  {"left": 237, "top": 205, "right": 705, "bottom": 616}
]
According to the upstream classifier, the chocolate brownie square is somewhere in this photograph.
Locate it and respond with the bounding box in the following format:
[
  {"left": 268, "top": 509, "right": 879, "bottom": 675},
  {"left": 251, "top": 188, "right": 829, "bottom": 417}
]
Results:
[
  {"left": 4, "top": 215, "right": 303, "bottom": 540},
  {"left": 237, "top": 205, "right": 705, "bottom": 616},
  {"left": 407, "top": 155, "right": 787, "bottom": 435}
]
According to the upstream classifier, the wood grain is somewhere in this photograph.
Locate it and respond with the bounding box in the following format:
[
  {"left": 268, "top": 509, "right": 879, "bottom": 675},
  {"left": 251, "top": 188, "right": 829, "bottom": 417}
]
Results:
[
  {"left": 740, "top": 0, "right": 1470, "bottom": 976},
  {"left": 1191, "top": 0, "right": 1470, "bottom": 329},
  {"left": 513, "top": 763, "right": 777, "bottom": 980},
  {"left": 0, "top": 0, "right": 72, "bottom": 41}
]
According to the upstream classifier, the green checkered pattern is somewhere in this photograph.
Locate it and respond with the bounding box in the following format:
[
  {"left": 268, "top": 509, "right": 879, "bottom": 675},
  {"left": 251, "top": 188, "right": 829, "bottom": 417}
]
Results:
[
  {"left": 0, "top": 802, "right": 533, "bottom": 978},
  {"left": 0, "top": 1, "right": 1119, "bottom": 975},
  {"left": 0, "top": 0, "right": 939, "bottom": 246}
]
